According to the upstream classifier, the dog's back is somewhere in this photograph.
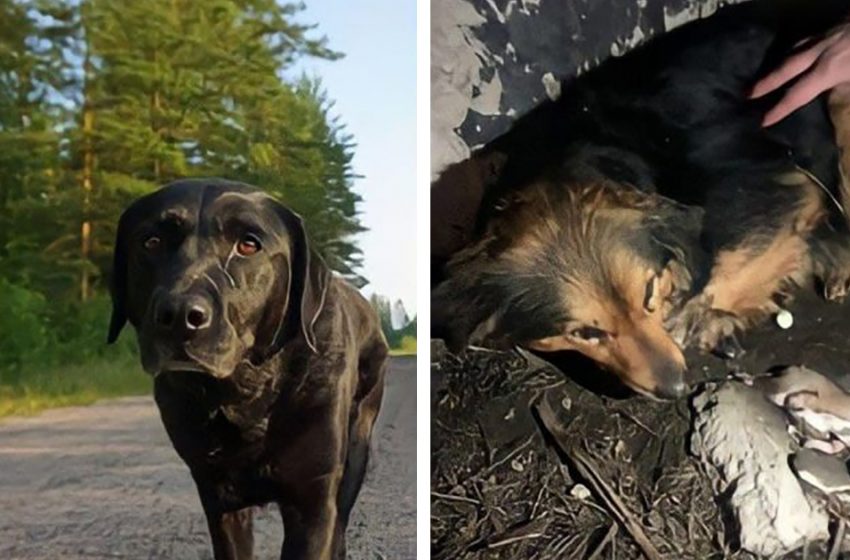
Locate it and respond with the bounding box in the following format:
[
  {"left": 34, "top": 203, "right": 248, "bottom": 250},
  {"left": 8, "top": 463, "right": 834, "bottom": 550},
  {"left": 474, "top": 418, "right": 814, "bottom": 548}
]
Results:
[{"left": 475, "top": 1, "right": 848, "bottom": 223}]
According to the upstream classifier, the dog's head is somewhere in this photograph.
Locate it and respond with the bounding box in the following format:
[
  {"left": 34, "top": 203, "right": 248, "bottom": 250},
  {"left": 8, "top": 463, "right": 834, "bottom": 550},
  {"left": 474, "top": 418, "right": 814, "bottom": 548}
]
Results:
[
  {"left": 108, "top": 178, "right": 330, "bottom": 378},
  {"left": 433, "top": 178, "right": 703, "bottom": 399}
]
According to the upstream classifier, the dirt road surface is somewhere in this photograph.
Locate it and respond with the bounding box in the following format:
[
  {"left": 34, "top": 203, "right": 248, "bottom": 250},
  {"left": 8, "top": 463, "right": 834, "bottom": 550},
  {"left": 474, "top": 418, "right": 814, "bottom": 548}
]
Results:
[{"left": 0, "top": 356, "right": 416, "bottom": 559}]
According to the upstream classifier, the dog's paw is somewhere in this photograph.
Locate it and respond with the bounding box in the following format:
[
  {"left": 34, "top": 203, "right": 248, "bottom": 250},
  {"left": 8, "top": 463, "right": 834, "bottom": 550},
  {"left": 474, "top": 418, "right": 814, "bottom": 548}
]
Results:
[
  {"left": 811, "top": 238, "right": 850, "bottom": 302},
  {"left": 667, "top": 299, "right": 743, "bottom": 357},
  {"left": 666, "top": 297, "right": 709, "bottom": 348},
  {"left": 822, "top": 270, "right": 850, "bottom": 302},
  {"left": 712, "top": 332, "right": 744, "bottom": 360},
  {"left": 694, "top": 310, "right": 744, "bottom": 358}
]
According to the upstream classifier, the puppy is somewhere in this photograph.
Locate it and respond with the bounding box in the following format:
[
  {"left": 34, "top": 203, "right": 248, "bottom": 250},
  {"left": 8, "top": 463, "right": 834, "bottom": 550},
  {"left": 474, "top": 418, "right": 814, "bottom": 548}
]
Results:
[{"left": 109, "top": 178, "right": 388, "bottom": 559}]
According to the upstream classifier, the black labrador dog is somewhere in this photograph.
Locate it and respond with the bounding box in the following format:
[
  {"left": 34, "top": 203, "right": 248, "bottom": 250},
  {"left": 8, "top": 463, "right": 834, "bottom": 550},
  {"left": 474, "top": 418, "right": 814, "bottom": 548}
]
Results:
[{"left": 108, "top": 178, "right": 388, "bottom": 559}]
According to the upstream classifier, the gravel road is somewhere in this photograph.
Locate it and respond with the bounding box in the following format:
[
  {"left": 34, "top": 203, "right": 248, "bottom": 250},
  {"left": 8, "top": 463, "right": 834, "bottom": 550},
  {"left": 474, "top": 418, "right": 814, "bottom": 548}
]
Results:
[{"left": 0, "top": 356, "right": 416, "bottom": 560}]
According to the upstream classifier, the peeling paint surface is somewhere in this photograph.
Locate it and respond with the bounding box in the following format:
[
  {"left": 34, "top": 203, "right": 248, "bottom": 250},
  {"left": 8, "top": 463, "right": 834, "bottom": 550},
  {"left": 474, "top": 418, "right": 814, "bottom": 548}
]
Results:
[{"left": 431, "top": 0, "right": 749, "bottom": 176}]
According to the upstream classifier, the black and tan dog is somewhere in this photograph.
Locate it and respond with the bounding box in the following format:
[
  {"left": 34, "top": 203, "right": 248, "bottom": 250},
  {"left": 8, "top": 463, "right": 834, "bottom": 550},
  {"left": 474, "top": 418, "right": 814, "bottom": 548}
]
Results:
[
  {"left": 432, "top": 1, "right": 850, "bottom": 400},
  {"left": 108, "top": 178, "right": 387, "bottom": 559}
]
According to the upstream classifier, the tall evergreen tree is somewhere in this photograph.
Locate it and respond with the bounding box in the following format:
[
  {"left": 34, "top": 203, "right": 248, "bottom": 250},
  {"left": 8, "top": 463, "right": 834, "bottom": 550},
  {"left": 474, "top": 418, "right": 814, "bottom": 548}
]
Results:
[
  {"left": 0, "top": 0, "right": 366, "bottom": 299},
  {"left": 0, "top": 0, "right": 76, "bottom": 294}
]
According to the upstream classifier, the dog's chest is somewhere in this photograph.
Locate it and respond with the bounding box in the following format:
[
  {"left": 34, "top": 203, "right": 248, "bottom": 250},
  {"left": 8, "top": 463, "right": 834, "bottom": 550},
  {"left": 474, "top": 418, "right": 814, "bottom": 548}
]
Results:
[{"left": 154, "top": 370, "right": 279, "bottom": 464}]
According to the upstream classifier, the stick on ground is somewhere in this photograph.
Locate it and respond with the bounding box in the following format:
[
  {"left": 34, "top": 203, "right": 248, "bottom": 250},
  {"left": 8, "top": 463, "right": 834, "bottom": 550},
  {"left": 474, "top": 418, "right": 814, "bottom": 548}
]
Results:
[
  {"left": 535, "top": 397, "right": 664, "bottom": 560},
  {"left": 828, "top": 517, "right": 845, "bottom": 560}
]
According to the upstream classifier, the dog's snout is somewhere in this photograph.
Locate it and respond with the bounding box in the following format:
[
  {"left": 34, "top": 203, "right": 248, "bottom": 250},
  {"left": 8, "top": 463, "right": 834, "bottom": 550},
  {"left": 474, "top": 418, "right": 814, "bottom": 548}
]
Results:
[
  {"left": 652, "top": 361, "right": 690, "bottom": 400},
  {"left": 655, "top": 378, "right": 689, "bottom": 400},
  {"left": 155, "top": 294, "right": 213, "bottom": 335}
]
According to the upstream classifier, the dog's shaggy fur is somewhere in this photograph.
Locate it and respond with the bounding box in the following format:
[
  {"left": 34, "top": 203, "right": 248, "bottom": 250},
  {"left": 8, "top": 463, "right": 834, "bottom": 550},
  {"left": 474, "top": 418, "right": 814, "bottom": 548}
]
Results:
[{"left": 432, "top": 0, "right": 850, "bottom": 400}]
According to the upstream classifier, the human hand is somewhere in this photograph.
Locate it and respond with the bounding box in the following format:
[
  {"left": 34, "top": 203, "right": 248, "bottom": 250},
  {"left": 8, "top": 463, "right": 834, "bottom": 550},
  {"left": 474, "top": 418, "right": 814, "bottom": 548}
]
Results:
[{"left": 751, "top": 24, "right": 850, "bottom": 126}]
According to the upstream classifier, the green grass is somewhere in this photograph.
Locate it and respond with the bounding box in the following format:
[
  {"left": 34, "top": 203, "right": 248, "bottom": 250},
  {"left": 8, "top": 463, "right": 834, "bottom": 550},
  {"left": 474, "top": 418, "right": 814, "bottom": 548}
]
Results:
[
  {"left": 0, "top": 334, "right": 416, "bottom": 418},
  {"left": 389, "top": 335, "right": 417, "bottom": 356},
  {"left": 0, "top": 355, "right": 151, "bottom": 418}
]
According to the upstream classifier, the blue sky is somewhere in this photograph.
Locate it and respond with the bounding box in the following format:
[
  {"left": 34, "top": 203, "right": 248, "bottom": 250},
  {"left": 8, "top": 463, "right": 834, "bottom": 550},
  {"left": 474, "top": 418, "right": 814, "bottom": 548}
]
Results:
[{"left": 292, "top": 1, "right": 417, "bottom": 314}]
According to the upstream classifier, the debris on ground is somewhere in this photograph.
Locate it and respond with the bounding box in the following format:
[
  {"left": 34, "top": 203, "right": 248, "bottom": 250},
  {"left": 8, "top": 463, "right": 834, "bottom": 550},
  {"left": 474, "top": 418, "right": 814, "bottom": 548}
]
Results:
[
  {"left": 431, "top": 348, "right": 722, "bottom": 559},
  {"left": 432, "top": 290, "right": 850, "bottom": 559}
]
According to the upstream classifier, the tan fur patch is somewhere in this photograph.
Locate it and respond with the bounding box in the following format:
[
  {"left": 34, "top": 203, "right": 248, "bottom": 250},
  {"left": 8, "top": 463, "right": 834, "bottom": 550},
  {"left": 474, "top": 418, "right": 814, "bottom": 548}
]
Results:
[
  {"left": 704, "top": 233, "right": 808, "bottom": 321},
  {"left": 777, "top": 170, "right": 827, "bottom": 233},
  {"left": 354, "top": 380, "right": 383, "bottom": 442},
  {"left": 701, "top": 171, "right": 825, "bottom": 324},
  {"left": 829, "top": 83, "right": 850, "bottom": 224}
]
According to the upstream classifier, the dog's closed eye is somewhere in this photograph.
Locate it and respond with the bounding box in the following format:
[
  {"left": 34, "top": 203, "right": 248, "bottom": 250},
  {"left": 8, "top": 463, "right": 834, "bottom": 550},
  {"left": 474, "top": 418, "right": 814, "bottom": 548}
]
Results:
[{"left": 570, "top": 326, "right": 608, "bottom": 344}]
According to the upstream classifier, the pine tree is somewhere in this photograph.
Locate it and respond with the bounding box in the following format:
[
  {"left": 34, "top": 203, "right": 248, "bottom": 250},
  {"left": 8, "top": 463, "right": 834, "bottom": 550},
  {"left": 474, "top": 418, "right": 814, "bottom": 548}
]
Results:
[
  {"left": 0, "top": 0, "right": 365, "bottom": 299},
  {"left": 0, "top": 0, "right": 76, "bottom": 295}
]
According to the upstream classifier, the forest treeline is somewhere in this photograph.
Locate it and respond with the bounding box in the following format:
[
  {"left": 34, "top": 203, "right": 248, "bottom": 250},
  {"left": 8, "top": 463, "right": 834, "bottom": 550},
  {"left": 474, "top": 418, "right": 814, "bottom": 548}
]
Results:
[{"left": 0, "top": 0, "right": 403, "bottom": 395}]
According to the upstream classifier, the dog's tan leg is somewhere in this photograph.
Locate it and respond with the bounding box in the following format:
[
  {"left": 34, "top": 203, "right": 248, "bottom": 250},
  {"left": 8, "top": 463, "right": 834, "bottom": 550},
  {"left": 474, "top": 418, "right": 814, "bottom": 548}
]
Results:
[
  {"left": 812, "top": 84, "right": 850, "bottom": 301},
  {"left": 672, "top": 171, "right": 823, "bottom": 353},
  {"left": 705, "top": 233, "right": 806, "bottom": 322},
  {"left": 829, "top": 84, "right": 850, "bottom": 220}
]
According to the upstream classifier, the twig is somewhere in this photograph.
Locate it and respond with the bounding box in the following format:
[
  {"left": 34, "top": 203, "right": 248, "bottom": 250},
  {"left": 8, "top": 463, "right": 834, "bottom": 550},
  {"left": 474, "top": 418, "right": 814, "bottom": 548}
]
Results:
[
  {"left": 487, "top": 533, "right": 544, "bottom": 549},
  {"left": 431, "top": 491, "right": 480, "bottom": 506},
  {"left": 530, "top": 471, "right": 551, "bottom": 519},
  {"left": 478, "top": 433, "right": 534, "bottom": 477},
  {"left": 587, "top": 522, "right": 618, "bottom": 560},
  {"left": 485, "top": 516, "right": 549, "bottom": 549},
  {"left": 550, "top": 532, "right": 587, "bottom": 558},
  {"left": 828, "top": 517, "right": 845, "bottom": 560},
  {"left": 615, "top": 408, "right": 658, "bottom": 438},
  {"left": 570, "top": 448, "right": 662, "bottom": 560},
  {"left": 535, "top": 398, "right": 664, "bottom": 560}
]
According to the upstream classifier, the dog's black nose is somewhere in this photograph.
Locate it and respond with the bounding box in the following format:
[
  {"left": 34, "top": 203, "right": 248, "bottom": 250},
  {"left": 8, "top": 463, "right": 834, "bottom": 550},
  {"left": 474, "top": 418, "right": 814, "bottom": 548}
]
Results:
[
  {"left": 155, "top": 295, "right": 212, "bottom": 335},
  {"left": 185, "top": 302, "right": 211, "bottom": 330},
  {"left": 656, "top": 380, "right": 689, "bottom": 400},
  {"left": 649, "top": 360, "right": 690, "bottom": 400}
]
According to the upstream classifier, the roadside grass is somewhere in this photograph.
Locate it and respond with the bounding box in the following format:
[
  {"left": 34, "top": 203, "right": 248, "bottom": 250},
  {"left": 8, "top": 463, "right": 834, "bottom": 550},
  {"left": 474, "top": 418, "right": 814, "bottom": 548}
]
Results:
[
  {"left": 0, "top": 335, "right": 415, "bottom": 419},
  {"left": 0, "top": 355, "right": 151, "bottom": 418},
  {"left": 389, "top": 335, "right": 417, "bottom": 357}
]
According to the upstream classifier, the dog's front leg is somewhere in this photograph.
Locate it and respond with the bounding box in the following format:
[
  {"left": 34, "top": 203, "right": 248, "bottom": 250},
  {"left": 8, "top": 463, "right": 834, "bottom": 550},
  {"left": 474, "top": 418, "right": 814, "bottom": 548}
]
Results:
[
  {"left": 192, "top": 474, "right": 254, "bottom": 559},
  {"left": 829, "top": 83, "right": 850, "bottom": 227},
  {"left": 280, "top": 479, "right": 341, "bottom": 560},
  {"left": 204, "top": 508, "right": 254, "bottom": 560}
]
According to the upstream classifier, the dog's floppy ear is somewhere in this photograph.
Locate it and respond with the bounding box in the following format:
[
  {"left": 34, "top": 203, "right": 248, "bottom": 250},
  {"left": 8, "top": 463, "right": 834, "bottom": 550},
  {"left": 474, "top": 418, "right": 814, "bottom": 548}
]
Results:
[
  {"left": 266, "top": 200, "right": 331, "bottom": 355},
  {"left": 432, "top": 284, "right": 505, "bottom": 353},
  {"left": 431, "top": 243, "right": 521, "bottom": 353},
  {"left": 107, "top": 209, "right": 130, "bottom": 344}
]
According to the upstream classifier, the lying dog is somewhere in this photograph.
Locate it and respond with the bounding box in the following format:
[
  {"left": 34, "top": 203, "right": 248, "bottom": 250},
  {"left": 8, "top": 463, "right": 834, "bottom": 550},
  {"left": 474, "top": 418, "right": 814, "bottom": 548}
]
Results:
[
  {"left": 108, "top": 178, "right": 388, "bottom": 559},
  {"left": 432, "top": 1, "right": 850, "bottom": 400}
]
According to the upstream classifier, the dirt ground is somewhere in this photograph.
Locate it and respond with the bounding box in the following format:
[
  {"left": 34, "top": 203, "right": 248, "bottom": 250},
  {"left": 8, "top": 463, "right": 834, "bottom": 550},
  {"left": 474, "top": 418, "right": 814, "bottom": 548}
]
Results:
[
  {"left": 0, "top": 356, "right": 416, "bottom": 560},
  {"left": 431, "top": 287, "right": 850, "bottom": 559}
]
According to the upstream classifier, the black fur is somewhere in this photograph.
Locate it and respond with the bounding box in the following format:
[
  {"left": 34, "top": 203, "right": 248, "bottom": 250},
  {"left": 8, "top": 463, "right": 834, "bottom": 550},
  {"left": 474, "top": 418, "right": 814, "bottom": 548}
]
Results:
[{"left": 432, "top": 0, "right": 850, "bottom": 394}]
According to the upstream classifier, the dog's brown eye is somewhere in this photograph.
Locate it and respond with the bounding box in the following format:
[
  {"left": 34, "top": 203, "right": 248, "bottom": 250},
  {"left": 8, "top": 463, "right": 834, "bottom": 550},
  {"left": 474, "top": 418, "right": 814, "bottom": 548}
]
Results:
[
  {"left": 644, "top": 276, "right": 657, "bottom": 313},
  {"left": 143, "top": 235, "right": 161, "bottom": 251},
  {"left": 236, "top": 234, "right": 261, "bottom": 256},
  {"left": 570, "top": 326, "right": 607, "bottom": 342}
]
